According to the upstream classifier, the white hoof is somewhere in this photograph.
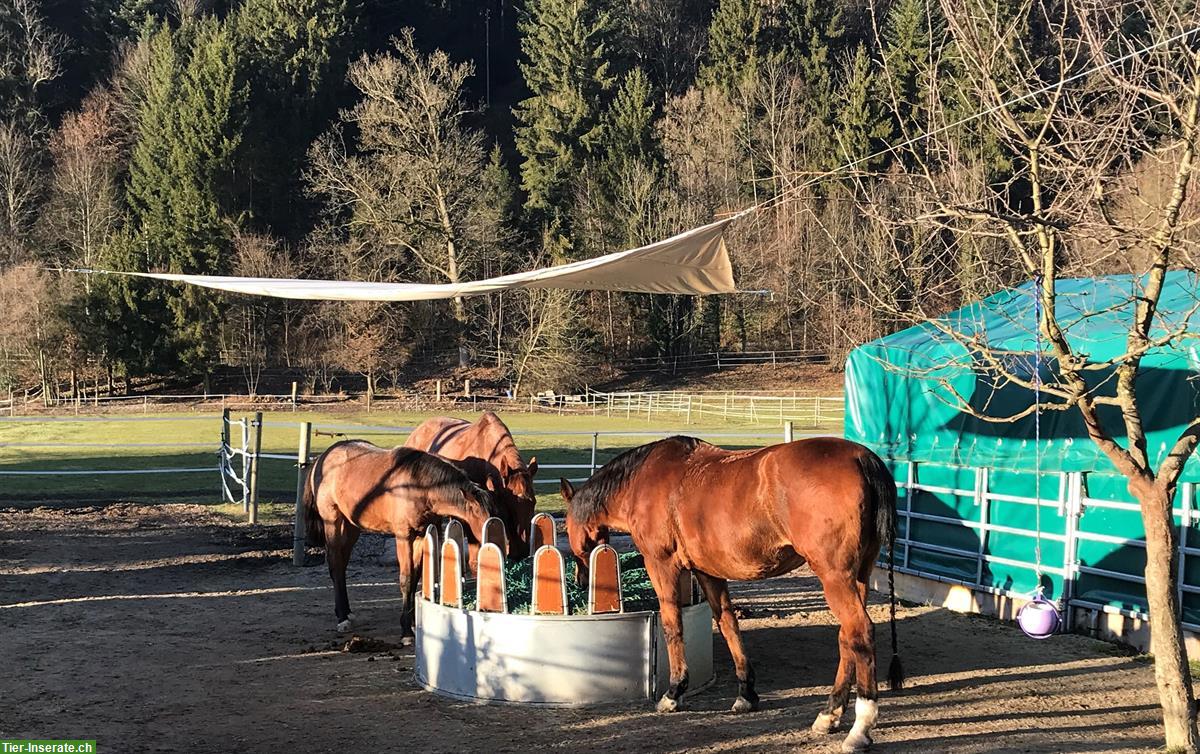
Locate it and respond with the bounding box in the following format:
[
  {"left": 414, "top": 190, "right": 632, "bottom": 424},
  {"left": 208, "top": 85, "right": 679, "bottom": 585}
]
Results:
[
  {"left": 656, "top": 695, "right": 681, "bottom": 713},
  {"left": 731, "top": 696, "right": 754, "bottom": 713},
  {"left": 400, "top": 635, "right": 414, "bottom": 648},
  {"left": 812, "top": 711, "right": 841, "bottom": 734},
  {"left": 336, "top": 619, "right": 352, "bottom": 633},
  {"left": 840, "top": 731, "right": 872, "bottom": 753}
]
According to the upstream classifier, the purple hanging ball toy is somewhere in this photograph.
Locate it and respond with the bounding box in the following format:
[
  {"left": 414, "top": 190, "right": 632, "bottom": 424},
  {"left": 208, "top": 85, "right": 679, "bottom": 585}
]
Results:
[{"left": 1017, "top": 594, "right": 1061, "bottom": 639}]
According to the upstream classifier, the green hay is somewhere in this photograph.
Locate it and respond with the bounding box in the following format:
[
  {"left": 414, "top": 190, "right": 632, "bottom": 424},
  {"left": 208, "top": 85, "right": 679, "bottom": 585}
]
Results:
[{"left": 462, "top": 550, "right": 659, "bottom": 614}]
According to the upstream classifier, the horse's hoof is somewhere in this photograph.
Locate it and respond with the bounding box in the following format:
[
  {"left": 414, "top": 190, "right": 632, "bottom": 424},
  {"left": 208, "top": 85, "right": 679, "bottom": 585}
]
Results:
[
  {"left": 336, "top": 619, "right": 352, "bottom": 633},
  {"left": 840, "top": 731, "right": 872, "bottom": 753},
  {"left": 656, "top": 695, "right": 681, "bottom": 713},
  {"left": 400, "top": 635, "right": 414, "bottom": 647},
  {"left": 731, "top": 696, "right": 756, "bottom": 713},
  {"left": 812, "top": 712, "right": 841, "bottom": 734}
]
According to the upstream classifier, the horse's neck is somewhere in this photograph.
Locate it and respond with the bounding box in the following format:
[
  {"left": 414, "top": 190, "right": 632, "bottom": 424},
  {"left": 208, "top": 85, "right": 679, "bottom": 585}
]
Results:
[{"left": 432, "top": 498, "right": 489, "bottom": 539}]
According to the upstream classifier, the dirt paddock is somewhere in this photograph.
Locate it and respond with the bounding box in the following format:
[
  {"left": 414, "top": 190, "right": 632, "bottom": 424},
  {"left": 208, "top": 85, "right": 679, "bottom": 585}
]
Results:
[{"left": 0, "top": 504, "right": 1171, "bottom": 753}]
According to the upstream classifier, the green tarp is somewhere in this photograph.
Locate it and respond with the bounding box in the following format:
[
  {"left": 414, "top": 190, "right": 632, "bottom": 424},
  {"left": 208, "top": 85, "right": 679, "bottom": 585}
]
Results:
[{"left": 845, "top": 271, "right": 1200, "bottom": 480}]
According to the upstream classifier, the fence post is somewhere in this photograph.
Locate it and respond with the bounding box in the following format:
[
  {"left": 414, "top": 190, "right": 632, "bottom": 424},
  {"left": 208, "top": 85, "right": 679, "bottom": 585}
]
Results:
[
  {"left": 464, "top": 379, "right": 471, "bottom": 398},
  {"left": 1177, "top": 481, "right": 1193, "bottom": 630},
  {"left": 590, "top": 432, "right": 599, "bottom": 475},
  {"left": 783, "top": 420, "right": 794, "bottom": 444},
  {"left": 248, "top": 411, "right": 263, "bottom": 525},
  {"left": 686, "top": 394, "right": 693, "bottom": 424},
  {"left": 1062, "top": 471, "right": 1084, "bottom": 628},
  {"left": 294, "top": 421, "right": 312, "bottom": 566},
  {"left": 436, "top": 380, "right": 442, "bottom": 402},
  {"left": 143, "top": 395, "right": 148, "bottom": 415},
  {"left": 291, "top": 381, "right": 298, "bottom": 411},
  {"left": 220, "top": 408, "right": 230, "bottom": 501}
]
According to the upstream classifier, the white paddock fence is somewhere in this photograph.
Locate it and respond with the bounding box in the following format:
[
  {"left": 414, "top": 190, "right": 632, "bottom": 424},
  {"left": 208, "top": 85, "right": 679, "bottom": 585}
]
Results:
[
  {"left": 528, "top": 390, "right": 844, "bottom": 427},
  {"left": 0, "top": 414, "right": 223, "bottom": 502}
]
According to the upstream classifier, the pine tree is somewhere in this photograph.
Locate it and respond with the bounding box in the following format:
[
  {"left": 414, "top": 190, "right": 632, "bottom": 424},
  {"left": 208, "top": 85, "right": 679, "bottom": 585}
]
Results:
[
  {"left": 235, "top": 0, "right": 357, "bottom": 236},
  {"left": 513, "top": 0, "right": 615, "bottom": 228},
  {"left": 837, "top": 45, "right": 890, "bottom": 169},
  {"left": 602, "top": 68, "right": 655, "bottom": 179},
  {"left": 882, "top": 0, "right": 933, "bottom": 126},
  {"left": 698, "top": 0, "right": 761, "bottom": 94},
  {"left": 117, "top": 18, "right": 247, "bottom": 377}
]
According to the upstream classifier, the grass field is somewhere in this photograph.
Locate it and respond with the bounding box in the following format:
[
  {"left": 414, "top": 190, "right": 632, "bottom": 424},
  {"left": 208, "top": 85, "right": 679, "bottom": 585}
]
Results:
[{"left": 0, "top": 408, "right": 843, "bottom": 519}]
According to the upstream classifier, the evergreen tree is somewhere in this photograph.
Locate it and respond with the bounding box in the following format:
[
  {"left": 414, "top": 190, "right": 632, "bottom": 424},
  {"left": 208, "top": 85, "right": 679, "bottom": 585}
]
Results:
[
  {"left": 235, "top": 0, "right": 358, "bottom": 237},
  {"left": 116, "top": 17, "right": 247, "bottom": 377},
  {"left": 698, "top": 0, "right": 761, "bottom": 94},
  {"left": 837, "top": 45, "right": 890, "bottom": 169},
  {"left": 513, "top": 0, "right": 615, "bottom": 232},
  {"left": 601, "top": 67, "right": 656, "bottom": 182}
]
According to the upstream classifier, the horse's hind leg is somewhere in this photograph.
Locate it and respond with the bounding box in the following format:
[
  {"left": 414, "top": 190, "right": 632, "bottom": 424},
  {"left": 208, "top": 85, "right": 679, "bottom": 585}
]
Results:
[
  {"left": 644, "top": 559, "right": 689, "bottom": 712},
  {"left": 813, "top": 571, "right": 878, "bottom": 753},
  {"left": 694, "top": 572, "right": 758, "bottom": 713},
  {"left": 325, "top": 518, "right": 360, "bottom": 632}
]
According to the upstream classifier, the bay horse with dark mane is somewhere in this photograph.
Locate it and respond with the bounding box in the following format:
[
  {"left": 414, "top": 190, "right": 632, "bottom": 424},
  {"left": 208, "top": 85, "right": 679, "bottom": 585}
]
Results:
[
  {"left": 559, "top": 436, "right": 903, "bottom": 753},
  {"left": 303, "top": 439, "right": 504, "bottom": 641},
  {"left": 404, "top": 411, "right": 538, "bottom": 559}
]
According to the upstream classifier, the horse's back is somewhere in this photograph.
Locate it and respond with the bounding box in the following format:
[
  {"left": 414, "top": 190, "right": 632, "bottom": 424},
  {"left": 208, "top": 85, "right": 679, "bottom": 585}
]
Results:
[
  {"left": 404, "top": 416, "right": 472, "bottom": 454},
  {"left": 658, "top": 437, "right": 886, "bottom": 578}
]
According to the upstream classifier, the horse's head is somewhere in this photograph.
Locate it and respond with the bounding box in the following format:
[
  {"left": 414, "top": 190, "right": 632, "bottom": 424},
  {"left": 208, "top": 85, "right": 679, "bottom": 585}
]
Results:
[
  {"left": 561, "top": 478, "right": 608, "bottom": 587},
  {"left": 494, "top": 457, "right": 538, "bottom": 559}
]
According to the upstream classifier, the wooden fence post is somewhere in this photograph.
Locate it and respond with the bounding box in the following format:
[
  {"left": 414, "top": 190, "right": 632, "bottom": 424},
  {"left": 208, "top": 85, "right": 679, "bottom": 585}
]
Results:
[
  {"left": 436, "top": 380, "right": 442, "bottom": 402},
  {"left": 220, "top": 408, "right": 231, "bottom": 501},
  {"left": 464, "top": 378, "right": 471, "bottom": 398},
  {"left": 784, "top": 420, "right": 794, "bottom": 444},
  {"left": 248, "top": 411, "right": 263, "bottom": 525},
  {"left": 291, "top": 381, "right": 298, "bottom": 411},
  {"left": 293, "top": 421, "right": 312, "bottom": 565}
]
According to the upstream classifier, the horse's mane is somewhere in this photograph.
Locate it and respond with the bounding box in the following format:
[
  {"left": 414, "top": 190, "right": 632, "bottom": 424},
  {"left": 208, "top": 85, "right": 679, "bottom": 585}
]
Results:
[
  {"left": 570, "top": 436, "right": 704, "bottom": 522},
  {"left": 389, "top": 447, "right": 500, "bottom": 517}
]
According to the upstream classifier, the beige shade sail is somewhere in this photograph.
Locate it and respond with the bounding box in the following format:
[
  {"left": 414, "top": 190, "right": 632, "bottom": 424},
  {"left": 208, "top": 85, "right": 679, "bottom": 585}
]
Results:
[{"left": 99, "top": 214, "right": 741, "bottom": 301}]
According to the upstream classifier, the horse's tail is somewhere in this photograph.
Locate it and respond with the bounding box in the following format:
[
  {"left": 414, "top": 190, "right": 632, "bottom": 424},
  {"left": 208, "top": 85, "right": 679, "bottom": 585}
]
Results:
[
  {"left": 303, "top": 449, "right": 325, "bottom": 547},
  {"left": 859, "top": 449, "right": 905, "bottom": 691}
]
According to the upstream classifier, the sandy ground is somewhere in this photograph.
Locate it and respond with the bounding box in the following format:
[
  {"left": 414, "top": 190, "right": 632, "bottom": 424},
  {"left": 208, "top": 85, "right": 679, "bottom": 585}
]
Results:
[{"left": 0, "top": 504, "right": 1170, "bottom": 753}]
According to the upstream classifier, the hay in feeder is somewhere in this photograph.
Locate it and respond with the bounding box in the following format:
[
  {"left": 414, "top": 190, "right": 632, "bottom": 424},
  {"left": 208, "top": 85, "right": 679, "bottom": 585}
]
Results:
[{"left": 462, "top": 551, "right": 659, "bottom": 614}]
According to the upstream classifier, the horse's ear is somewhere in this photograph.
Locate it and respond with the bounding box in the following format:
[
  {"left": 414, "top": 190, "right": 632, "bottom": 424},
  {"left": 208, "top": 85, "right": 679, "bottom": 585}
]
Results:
[
  {"left": 484, "top": 473, "right": 499, "bottom": 492},
  {"left": 559, "top": 478, "right": 574, "bottom": 501},
  {"left": 527, "top": 457, "right": 539, "bottom": 477}
]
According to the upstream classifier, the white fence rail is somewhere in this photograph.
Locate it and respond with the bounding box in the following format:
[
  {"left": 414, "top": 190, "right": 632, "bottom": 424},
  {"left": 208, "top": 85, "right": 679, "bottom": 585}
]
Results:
[{"left": 525, "top": 391, "right": 844, "bottom": 427}]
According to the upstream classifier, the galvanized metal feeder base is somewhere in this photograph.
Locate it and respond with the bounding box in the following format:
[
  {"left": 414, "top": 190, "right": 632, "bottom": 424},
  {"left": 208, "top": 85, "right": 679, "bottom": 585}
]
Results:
[{"left": 415, "top": 598, "right": 714, "bottom": 707}]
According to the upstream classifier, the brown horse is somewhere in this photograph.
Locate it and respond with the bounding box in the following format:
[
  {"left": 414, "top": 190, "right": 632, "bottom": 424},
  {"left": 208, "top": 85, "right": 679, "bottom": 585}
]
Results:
[
  {"left": 303, "top": 439, "right": 504, "bottom": 641},
  {"left": 560, "top": 436, "right": 903, "bottom": 753},
  {"left": 404, "top": 411, "right": 538, "bottom": 559}
]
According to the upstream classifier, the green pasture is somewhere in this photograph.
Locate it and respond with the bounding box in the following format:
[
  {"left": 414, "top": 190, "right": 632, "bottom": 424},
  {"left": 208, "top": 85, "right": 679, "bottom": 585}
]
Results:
[{"left": 0, "top": 409, "right": 842, "bottom": 520}]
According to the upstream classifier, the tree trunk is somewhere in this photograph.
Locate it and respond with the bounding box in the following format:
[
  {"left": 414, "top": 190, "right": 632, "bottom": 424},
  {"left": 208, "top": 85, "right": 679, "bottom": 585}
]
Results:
[{"left": 1137, "top": 481, "right": 1199, "bottom": 752}]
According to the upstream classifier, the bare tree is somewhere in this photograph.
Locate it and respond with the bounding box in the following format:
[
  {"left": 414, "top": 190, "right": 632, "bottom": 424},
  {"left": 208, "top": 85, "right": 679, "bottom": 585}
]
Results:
[
  {"left": 41, "top": 88, "right": 125, "bottom": 277},
  {"left": 0, "top": 119, "right": 41, "bottom": 264},
  {"left": 306, "top": 29, "right": 501, "bottom": 367},
  {"left": 826, "top": 1, "right": 1200, "bottom": 747}
]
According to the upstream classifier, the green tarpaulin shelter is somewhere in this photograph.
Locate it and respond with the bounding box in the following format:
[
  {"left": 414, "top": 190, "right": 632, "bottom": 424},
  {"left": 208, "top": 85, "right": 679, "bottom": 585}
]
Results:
[
  {"left": 845, "top": 271, "right": 1200, "bottom": 480},
  {"left": 843, "top": 271, "right": 1200, "bottom": 620}
]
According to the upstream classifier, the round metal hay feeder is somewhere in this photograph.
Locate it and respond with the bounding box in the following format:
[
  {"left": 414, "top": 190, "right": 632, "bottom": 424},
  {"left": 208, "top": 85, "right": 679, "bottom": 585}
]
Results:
[
  {"left": 414, "top": 523, "right": 714, "bottom": 707},
  {"left": 415, "top": 599, "right": 714, "bottom": 706}
]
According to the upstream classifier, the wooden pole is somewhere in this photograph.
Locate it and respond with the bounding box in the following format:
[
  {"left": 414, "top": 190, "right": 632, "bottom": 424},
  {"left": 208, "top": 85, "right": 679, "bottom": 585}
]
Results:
[
  {"left": 436, "top": 380, "right": 442, "bottom": 402},
  {"left": 248, "top": 411, "right": 263, "bottom": 525},
  {"left": 220, "top": 408, "right": 231, "bottom": 502},
  {"left": 293, "top": 421, "right": 312, "bottom": 566},
  {"left": 784, "top": 420, "right": 794, "bottom": 444},
  {"left": 291, "top": 381, "right": 298, "bottom": 412},
  {"left": 464, "top": 378, "right": 471, "bottom": 398}
]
